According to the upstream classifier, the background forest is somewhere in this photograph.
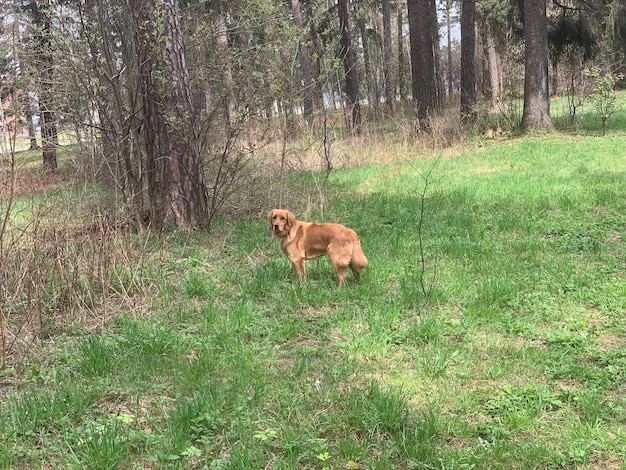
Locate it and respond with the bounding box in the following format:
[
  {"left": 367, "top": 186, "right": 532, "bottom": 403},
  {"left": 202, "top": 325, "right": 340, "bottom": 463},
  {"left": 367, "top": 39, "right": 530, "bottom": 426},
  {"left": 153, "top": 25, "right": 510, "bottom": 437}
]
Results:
[
  {"left": 2, "top": 1, "right": 626, "bottom": 469},
  {"left": 1, "top": 0, "right": 625, "bottom": 227}
]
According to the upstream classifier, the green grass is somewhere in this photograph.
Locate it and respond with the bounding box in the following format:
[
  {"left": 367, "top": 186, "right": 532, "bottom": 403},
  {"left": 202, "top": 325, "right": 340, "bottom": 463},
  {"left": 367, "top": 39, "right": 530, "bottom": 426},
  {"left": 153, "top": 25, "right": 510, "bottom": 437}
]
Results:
[{"left": 2, "top": 126, "right": 626, "bottom": 468}]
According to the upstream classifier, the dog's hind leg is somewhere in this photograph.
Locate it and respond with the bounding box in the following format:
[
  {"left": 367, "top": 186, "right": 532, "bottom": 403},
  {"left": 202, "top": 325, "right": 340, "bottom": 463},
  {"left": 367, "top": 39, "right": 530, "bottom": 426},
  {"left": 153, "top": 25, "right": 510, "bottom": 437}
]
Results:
[
  {"left": 350, "top": 264, "right": 361, "bottom": 283},
  {"left": 333, "top": 262, "right": 348, "bottom": 288}
]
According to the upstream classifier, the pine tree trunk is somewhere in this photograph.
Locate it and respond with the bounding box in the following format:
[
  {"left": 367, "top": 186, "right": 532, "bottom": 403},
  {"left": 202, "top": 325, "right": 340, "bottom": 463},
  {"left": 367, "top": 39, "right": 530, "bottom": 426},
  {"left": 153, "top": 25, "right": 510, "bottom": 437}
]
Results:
[
  {"left": 338, "top": 0, "right": 361, "bottom": 132},
  {"left": 132, "top": 0, "right": 208, "bottom": 228},
  {"left": 397, "top": 0, "right": 407, "bottom": 101},
  {"left": 485, "top": 32, "right": 501, "bottom": 108},
  {"left": 460, "top": 0, "right": 476, "bottom": 123},
  {"left": 521, "top": 0, "right": 553, "bottom": 131},
  {"left": 407, "top": 0, "right": 436, "bottom": 130},
  {"left": 26, "top": 0, "right": 58, "bottom": 171},
  {"left": 382, "top": 0, "right": 394, "bottom": 114},
  {"left": 446, "top": 0, "right": 453, "bottom": 97},
  {"left": 358, "top": 14, "right": 379, "bottom": 120},
  {"left": 291, "top": 0, "right": 315, "bottom": 127}
]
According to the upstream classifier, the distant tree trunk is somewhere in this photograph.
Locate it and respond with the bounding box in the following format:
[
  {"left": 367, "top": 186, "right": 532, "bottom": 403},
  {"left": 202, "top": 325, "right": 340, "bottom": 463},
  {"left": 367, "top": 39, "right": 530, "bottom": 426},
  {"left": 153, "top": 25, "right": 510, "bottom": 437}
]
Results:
[
  {"left": 25, "top": 0, "right": 58, "bottom": 171},
  {"left": 382, "top": 0, "right": 394, "bottom": 114},
  {"left": 337, "top": 0, "right": 361, "bottom": 132},
  {"left": 521, "top": 0, "right": 553, "bottom": 131},
  {"left": 310, "top": 22, "right": 324, "bottom": 112},
  {"left": 407, "top": 0, "right": 436, "bottom": 131},
  {"left": 132, "top": 0, "right": 208, "bottom": 228},
  {"left": 357, "top": 13, "right": 378, "bottom": 120},
  {"left": 291, "top": 0, "right": 315, "bottom": 127},
  {"left": 485, "top": 31, "right": 501, "bottom": 108},
  {"left": 460, "top": 0, "right": 476, "bottom": 123},
  {"left": 27, "top": 111, "right": 39, "bottom": 150},
  {"left": 397, "top": 0, "right": 408, "bottom": 101},
  {"left": 431, "top": 0, "right": 444, "bottom": 108},
  {"left": 445, "top": 0, "right": 453, "bottom": 97},
  {"left": 215, "top": 13, "right": 237, "bottom": 127}
]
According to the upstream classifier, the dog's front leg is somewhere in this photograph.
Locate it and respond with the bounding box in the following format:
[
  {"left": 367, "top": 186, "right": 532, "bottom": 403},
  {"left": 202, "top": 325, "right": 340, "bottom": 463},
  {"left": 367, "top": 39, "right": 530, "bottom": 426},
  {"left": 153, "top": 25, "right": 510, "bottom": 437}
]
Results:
[{"left": 290, "top": 257, "right": 306, "bottom": 283}]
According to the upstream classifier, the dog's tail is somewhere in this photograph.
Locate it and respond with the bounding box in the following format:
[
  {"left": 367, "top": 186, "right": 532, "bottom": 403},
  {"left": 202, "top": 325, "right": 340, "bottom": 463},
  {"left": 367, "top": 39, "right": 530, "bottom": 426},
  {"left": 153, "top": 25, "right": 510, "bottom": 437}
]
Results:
[{"left": 350, "top": 239, "right": 368, "bottom": 272}]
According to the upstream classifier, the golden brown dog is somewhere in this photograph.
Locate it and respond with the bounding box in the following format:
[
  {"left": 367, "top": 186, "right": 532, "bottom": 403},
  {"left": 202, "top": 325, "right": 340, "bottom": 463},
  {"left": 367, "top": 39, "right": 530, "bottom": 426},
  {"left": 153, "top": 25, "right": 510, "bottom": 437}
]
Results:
[{"left": 268, "top": 209, "right": 367, "bottom": 288}]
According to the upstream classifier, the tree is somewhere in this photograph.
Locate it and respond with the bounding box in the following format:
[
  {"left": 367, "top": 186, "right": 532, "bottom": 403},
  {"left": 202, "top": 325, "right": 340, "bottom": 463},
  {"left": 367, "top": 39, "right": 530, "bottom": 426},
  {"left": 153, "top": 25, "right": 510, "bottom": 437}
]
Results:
[
  {"left": 521, "top": 0, "right": 553, "bottom": 131},
  {"left": 338, "top": 0, "right": 361, "bottom": 132},
  {"left": 291, "top": 0, "right": 315, "bottom": 127},
  {"left": 356, "top": 8, "right": 379, "bottom": 120},
  {"left": 444, "top": 0, "right": 456, "bottom": 97},
  {"left": 407, "top": 0, "right": 436, "bottom": 130},
  {"left": 475, "top": 0, "right": 510, "bottom": 108},
  {"left": 397, "top": 0, "right": 409, "bottom": 101},
  {"left": 460, "top": 0, "right": 476, "bottom": 123},
  {"left": 131, "top": 0, "right": 209, "bottom": 227},
  {"left": 23, "top": 0, "right": 58, "bottom": 171},
  {"left": 382, "top": 0, "right": 394, "bottom": 114}
]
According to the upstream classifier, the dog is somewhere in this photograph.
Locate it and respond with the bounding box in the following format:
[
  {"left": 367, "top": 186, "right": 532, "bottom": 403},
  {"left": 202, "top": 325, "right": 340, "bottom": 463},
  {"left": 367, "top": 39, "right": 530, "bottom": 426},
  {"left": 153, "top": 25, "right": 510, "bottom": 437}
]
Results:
[{"left": 268, "top": 209, "right": 367, "bottom": 288}]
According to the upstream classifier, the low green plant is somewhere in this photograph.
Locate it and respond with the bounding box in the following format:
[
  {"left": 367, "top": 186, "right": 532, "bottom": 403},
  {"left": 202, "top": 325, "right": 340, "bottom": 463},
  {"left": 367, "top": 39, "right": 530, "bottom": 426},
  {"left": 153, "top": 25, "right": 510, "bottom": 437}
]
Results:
[
  {"left": 76, "top": 333, "right": 115, "bottom": 377},
  {"left": 64, "top": 419, "right": 130, "bottom": 469}
]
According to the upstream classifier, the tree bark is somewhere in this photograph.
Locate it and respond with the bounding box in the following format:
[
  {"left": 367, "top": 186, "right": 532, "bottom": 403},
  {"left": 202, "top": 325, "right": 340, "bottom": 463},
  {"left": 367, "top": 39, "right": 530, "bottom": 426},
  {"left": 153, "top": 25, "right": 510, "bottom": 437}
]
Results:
[
  {"left": 397, "top": 0, "right": 408, "bottom": 101},
  {"left": 485, "top": 32, "right": 501, "bottom": 108},
  {"left": 132, "top": 0, "right": 208, "bottom": 228},
  {"left": 407, "top": 0, "right": 436, "bottom": 131},
  {"left": 357, "top": 12, "right": 378, "bottom": 120},
  {"left": 337, "top": 0, "right": 361, "bottom": 132},
  {"left": 215, "top": 13, "right": 237, "bottom": 127},
  {"left": 460, "top": 0, "right": 476, "bottom": 123},
  {"left": 291, "top": 0, "right": 315, "bottom": 127},
  {"left": 26, "top": 0, "right": 58, "bottom": 171},
  {"left": 431, "top": 0, "right": 444, "bottom": 109},
  {"left": 382, "top": 0, "right": 394, "bottom": 114},
  {"left": 521, "top": 0, "right": 553, "bottom": 131},
  {"left": 446, "top": 0, "right": 454, "bottom": 97}
]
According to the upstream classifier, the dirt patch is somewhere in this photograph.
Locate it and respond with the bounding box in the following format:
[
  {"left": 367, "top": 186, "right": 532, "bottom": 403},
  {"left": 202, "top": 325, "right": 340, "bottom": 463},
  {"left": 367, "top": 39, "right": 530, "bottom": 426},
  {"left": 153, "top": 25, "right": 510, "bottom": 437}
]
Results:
[{"left": 595, "top": 334, "right": 624, "bottom": 352}]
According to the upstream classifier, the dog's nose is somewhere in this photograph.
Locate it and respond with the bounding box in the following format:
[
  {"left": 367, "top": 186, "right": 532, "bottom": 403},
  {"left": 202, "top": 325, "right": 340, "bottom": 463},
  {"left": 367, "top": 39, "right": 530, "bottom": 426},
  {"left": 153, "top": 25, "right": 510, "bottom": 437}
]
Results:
[{"left": 273, "top": 224, "right": 279, "bottom": 231}]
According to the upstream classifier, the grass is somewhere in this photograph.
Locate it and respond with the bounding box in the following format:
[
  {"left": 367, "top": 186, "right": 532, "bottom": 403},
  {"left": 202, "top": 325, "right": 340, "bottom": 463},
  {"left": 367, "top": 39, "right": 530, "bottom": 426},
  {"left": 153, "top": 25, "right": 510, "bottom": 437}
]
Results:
[{"left": 2, "top": 111, "right": 626, "bottom": 468}]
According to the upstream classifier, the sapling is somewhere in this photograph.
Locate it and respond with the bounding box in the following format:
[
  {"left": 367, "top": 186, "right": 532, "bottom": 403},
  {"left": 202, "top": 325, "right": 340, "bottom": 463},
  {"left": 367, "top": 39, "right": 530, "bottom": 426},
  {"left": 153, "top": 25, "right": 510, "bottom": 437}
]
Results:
[{"left": 584, "top": 67, "right": 624, "bottom": 136}]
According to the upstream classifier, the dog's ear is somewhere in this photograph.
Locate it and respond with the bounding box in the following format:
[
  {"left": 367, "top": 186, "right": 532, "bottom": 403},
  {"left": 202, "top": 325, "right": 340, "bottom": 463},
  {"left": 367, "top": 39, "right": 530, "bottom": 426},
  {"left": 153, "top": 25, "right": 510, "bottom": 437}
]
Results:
[
  {"left": 267, "top": 210, "right": 275, "bottom": 225},
  {"left": 285, "top": 210, "right": 295, "bottom": 229}
]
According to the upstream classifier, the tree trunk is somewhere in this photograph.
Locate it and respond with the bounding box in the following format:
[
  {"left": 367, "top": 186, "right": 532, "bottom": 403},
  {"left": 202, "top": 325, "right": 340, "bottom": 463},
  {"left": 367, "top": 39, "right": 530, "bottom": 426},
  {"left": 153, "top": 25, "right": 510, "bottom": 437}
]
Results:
[
  {"left": 291, "top": 0, "right": 315, "bottom": 127},
  {"left": 485, "top": 32, "right": 501, "bottom": 108},
  {"left": 337, "top": 0, "right": 361, "bottom": 132},
  {"left": 397, "top": 0, "right": 408, "bottom": 102},
  {"left": 431, "top": 0, "right": 444, "bottom": 109},
  {"left": 446, "top": 0, "right": 454, "bottom": 97},
  {"left": 27, "top": 112, "right": 38, "bottom": 150},
  {"left": 132, "top": 0, "right": 208, "bottom": 228},
  {"left": 382, "top": 0, "right": 394, "bottom": 114},
  {"left": 215, "top": 14, "right": 237, "bottom": 127},
  {"left": 26, "top": 0, "right": 58, "bottom": 171},
  {"left": 407, "top": 0, "right": 436, "bottom": 131},
  {"left": 357, "top": 13, "right": 378, "bottom": 120},
  {"left": 460, "top": 0, "right": 476, "bottom": 123},
  {"left": 521, "top": 0, "right": 553, "bottom": 131}
]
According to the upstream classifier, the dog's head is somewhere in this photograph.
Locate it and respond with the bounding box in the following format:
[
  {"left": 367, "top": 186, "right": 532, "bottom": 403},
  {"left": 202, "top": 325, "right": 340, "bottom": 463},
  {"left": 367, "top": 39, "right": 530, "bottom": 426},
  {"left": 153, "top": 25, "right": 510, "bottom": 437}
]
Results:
[{"left": 268, "top": 209, "right": 295, "bottom": 236}]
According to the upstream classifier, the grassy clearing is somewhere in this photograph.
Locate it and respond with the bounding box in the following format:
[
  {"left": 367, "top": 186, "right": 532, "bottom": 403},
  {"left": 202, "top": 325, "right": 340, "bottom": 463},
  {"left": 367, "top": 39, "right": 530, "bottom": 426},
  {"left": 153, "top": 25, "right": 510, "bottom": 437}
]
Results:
[{"left": 2, "top": 124, "right": 626, "bottom": 468}]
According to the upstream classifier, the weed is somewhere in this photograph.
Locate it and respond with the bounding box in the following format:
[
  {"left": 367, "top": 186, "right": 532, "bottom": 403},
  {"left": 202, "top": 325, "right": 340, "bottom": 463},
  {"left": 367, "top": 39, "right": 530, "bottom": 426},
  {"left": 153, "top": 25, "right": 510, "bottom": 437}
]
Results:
[
  {"left": 76, "top": 333, "right": 115, "bottom": 377},
  {"left": 64, "top": 419, "right": 130, "bottom": 469}
]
